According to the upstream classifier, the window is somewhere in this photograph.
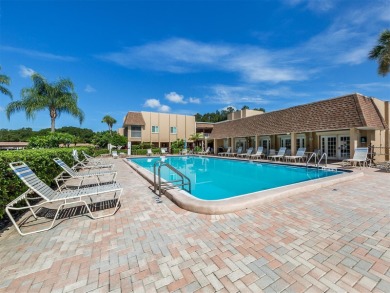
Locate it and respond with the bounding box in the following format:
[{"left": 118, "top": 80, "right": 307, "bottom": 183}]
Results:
[
  {"left": 151, "top": 126, "right": 159, "bottom": 133},
  {"left": 131, "top": 125, "right": 141, "bottom": 138},
  {"left": 170, "top": 126, "right": 177, "bottom": 134}
]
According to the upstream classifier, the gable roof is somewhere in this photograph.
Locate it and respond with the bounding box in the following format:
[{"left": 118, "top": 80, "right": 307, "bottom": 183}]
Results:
[
  {"left": 209, "top": 94, "right": 387, "bottom": 139},
  {"left": 123, "top": 112, "right": 146, "bottom": 126}
]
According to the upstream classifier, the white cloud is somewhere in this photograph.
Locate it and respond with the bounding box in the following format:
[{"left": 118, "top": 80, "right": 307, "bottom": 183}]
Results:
[
  {"left": 143, "top": 98, "right": 171, "bottom": 112},
  {"left": 189, "top": 97, "right": 200, "bottom": 104},
  {"left": 97, "top": 38, "right": 306, "bottom": 83},
  {"left": 165, "top": 92, "right": 186, "bottom": 104},
  {"left": 159, "top": 105, "right": 171, "bottom": 112},
  {"left": 282, "top": 0, "right": 335, "bottom": 12},
  {"left": 1, "top": 46, "right": 77, "bottom": 61},
  {"left": 19, "top": 65, "right": 35, "bottom": 77},
  {"left": 84, "top": 84, "right": 96, "bottom": 93}
]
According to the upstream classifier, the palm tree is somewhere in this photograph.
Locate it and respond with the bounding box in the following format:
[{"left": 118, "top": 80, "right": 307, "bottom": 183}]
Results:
[
  {"left": 189, "top": 132, "right": 203, "bottom": 147},
  {"left": 101, "top": 115, "right": 117, "bottom": 134},
  {"left": 369, "top": 29, "right": 390, "bottom": 76},
  {"left": 0, "top": 66, "right": 13, "bottom": 99},
  {"left": 6, "top": 73, "right": 84, "bottom": 132}
]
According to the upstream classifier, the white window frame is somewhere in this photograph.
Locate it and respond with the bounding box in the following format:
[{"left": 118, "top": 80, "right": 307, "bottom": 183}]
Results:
[
  {"left": 151, "top": 126, "right": 159, "bottom": 133},
  {"left": 170, "top": 126, "right": 177, "bottom": 134}
]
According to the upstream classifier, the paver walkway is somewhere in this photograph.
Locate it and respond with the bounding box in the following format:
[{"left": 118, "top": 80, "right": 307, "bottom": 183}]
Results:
[{"left": 0, "top": 158, "right": 389, "bottom": 292}]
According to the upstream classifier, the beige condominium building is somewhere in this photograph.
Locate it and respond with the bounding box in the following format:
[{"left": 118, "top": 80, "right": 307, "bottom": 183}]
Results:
[
  {"left": 121, "top": 111, "right": 196, "bottom": 149},
  {"left": 209, "top": 93, "right": 389, "bottom": 163}
]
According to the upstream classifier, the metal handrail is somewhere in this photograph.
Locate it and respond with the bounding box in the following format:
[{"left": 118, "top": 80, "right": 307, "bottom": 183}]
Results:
[
  {"left": 153, "top": 160, "right": 191, "bottom": 196},
  {"left": 317, "top": 153, "right": 328, "bottom": 167},
  {"left": 306, "top": 152, "right": 318, "bottom": 168}
]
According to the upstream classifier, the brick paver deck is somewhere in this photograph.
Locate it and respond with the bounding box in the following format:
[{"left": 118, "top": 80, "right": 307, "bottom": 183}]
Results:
[{"left": 0, "top": 158, "right": 389, "bottom": 292}]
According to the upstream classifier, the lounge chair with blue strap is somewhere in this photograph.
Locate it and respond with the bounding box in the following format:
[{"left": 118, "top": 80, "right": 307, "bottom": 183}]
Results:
[
  {"left": 6, "top": 161, "right": 122, "bottom": 236},
  {"left": 53, "top": 158, "right": 117, "bottom": 189}
]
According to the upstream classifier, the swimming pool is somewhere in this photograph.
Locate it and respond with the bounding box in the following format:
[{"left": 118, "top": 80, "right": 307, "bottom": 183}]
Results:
[{"left": 129, "top": 156, "right": 343, "bottom": 200}]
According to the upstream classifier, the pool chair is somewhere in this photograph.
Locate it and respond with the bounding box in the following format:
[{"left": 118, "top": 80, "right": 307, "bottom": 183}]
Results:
[
  {"left": 284, "top": 147, "right": 307, "bottom": 163},
  {"left": 161, "top": 148, "right": 167, "bottom": 155},
  {"left": 268, "top": 147, "right": 286, "bottom": 161},
  {"left": 82, "top": 151, "right": 110, "bottom": 165},
  {"left": 6, "top": 161, "right": 122, "bottom": 236},
  {"left": 199, "top": 147, "right": 210, "bottom": 155},
  {"left": 249, "top": 146, "right": 264, "bottom": 160},
  {"left": 218, "top": 147, "right": 231, "bottom": 156},
  {"left": 229, "top": 147, "right": 243, "bottom": 157},
  {"left": 53, "top": 158, "right": 117, "bottom": 189},
  {"left": 146, "top": 149, "right": 153, "bottom": 156},
  {"left": 73, "top": 150, "right": 113, "bottom": 170},
  {"left": 180, "top": 149, "right": 188, "bottom": 155},
  {"left": 342, "top": 147, "right": 369, "bottom": 168},
  {"left": 237, "top": 147, "right": 253, "bottom": 158}
]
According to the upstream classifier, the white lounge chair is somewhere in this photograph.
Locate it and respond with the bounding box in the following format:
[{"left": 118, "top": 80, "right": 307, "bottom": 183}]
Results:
[
  {"left": 218, "top": 147, "right": 231, "bottom": 156},
  {"left": 342, "top": 147, "right": 369, "bottom": 168},
  {"left": 6, "top": 161, "right": 122, "bottom": 235},
  {"left": 146, "top": 149, "right": 153, "bottom": 156},
  {"left": 199, "top": 147, "right": 210, "bottom": 155},
  {"left": 73, "top": 150, "right": 113, "bottom": 170},
  {"left": 161, "top": 148, "right": 167, "bottom": 155},
  {"left": 229, "top": 147, "right": 243, "bottom": 157},
  {"left": 53, "top": 158, "right": 117, "bottom": 189},
  {"left": 82, "top": 150, "right": 110, "bottom": 165},
  {"left": 284, "top": 147, "right": 307, "bottom": 163},
  {"left": 237, "top": 147, "right": 253, "bottom": 158},
  {"left": 180, "top": 149, "right": 188, "bottom": 155},
  {"left": 249, "top": 147, "right": 264, "bottom": 160},
  {"left": 268, "top": 147, "right": 287, "bottom": 161}
]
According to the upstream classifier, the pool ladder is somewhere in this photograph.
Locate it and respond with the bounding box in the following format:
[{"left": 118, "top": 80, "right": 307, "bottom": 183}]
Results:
[
  {"left": 306, "top": 152, "right": 328, "bottom": 169},
  {"left": 153, "top": 160, "right": 191, "bottom": 196}
]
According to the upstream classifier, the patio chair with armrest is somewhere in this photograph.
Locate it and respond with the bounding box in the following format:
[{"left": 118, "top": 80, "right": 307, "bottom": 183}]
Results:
[
  {"left": 73, "top": 150, "right": 113, "bottom": 170},
  {"left": 53, "top": 158, "right": 117, "bottom": 189},
  {"left": 228, "top": 147, "right": 243, "bottom": 157},
  {"left": 342, "top": 147, "right": 369, "bottom": 168},
  {"left": 237, "top": 147, "right": 253, "bottom": 158},
  {"left": 249, "top": 146, "right": 264, "bottom": 160},
  {"left": 82, "top": 150, "right": 110, "bottom": 165},
  {"left": 268, "top": 147, "right": 287, "bottom": 161},
  {"left": 284, "top": 147, "right": 307, "bottom": 163},
  {"left": 199, "top": 147, "right": 210, "bottom": 155},
  {"left": 6, "top": 161, "right": 122, "bottom": 236},
  {"left": 218, "top": 147, "right": 231, "bottom": 156}
]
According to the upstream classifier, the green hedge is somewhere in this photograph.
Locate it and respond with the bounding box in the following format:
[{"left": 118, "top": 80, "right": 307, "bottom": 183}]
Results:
[
  {"left": 0, "top": 147, "right": 93, "bottom": 219},
  {"left": 131, "top": 148, "right": 161, "bottom": 155}
]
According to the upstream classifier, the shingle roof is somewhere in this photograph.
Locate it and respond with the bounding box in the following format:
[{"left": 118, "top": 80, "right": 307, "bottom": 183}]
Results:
[
  {"left": 123, "top": 112, "right": 146, "bottom": 126},
  {"left": 209, "top": 94, "right": 387, "bottom": 139}
]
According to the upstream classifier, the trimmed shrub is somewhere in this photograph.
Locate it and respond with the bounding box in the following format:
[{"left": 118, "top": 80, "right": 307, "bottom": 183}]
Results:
[{"left": 0, "top": 147, "right": 93, "bottom": 219}]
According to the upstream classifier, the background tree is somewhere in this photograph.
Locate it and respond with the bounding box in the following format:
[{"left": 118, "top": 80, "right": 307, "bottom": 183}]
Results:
[
  {"left": 6, "top": 73, "right": 84, "bottom": 132},
  {"left": 101, "top": 115, "right": 117, "bottom": 134},
  {"left": 0, "top": 66, "right": 12, "bottom": 99},
  {"left": 369, "top": 29, "right": 390, "bottom": 76},
  {"left": 241, "top": 105, "right": 249, "bottom": 110}
]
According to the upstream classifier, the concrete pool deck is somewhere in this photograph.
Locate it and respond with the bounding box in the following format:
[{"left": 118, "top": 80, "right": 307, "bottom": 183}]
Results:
[{"left": 0, "top": 157, "right": 389, "bottom": 292}]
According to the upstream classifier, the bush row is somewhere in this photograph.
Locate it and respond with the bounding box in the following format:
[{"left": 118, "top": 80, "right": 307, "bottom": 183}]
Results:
[{"left": 0, "top": 147, "right": 94, "bottom": 219}]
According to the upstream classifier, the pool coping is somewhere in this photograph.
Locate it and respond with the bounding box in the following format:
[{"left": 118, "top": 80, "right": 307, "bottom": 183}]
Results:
[{"left": 124, "top": 156, "right": 364, "bottom": 214}]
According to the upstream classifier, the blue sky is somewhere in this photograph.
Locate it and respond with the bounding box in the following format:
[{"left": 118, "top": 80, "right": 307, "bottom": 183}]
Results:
[{"left": 1, "top": 0, "right": 389, "bottom": 132}]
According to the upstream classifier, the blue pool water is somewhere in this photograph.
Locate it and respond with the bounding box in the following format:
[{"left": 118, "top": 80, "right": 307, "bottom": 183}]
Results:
[{"left": 129, "top": 156, "right": 342, "bottom": 200}]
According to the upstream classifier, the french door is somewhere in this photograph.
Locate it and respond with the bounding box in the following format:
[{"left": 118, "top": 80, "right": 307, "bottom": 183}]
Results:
[{"left": 321, "top": 136, "right": 337, "bottom": 159}]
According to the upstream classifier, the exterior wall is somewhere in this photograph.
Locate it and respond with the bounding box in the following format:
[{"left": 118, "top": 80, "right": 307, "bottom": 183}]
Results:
[
  {"left": 370, "top": 98, "right": 389, "bottom": 161},
  {"left": 125, "top": 111, "right": 196, "bottom": 148},
  {"left": 227, "top": 109, "right": 264, "bottom": 121}
]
